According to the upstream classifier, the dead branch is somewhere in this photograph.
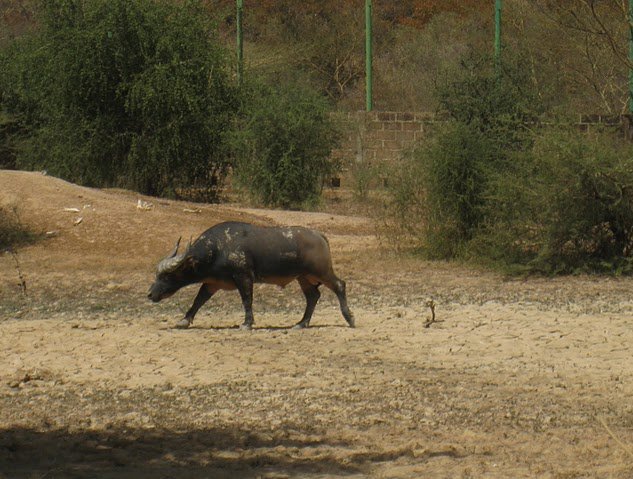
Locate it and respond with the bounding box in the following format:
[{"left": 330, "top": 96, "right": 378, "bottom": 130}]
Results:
[
  {"left": 424, "top": 299, "right": 436, "bottom": 328},
  {"left": 7, "top": 247, "right": 27, "bottom": 296}
]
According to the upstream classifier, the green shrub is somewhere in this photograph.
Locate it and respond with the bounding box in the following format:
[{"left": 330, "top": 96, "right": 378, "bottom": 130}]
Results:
[
  {"left": 384, "top": 123, "right": 494, "bottom": 258},
  {"left": 384, "top": 54, "right": 633, "bottom": 275},
  {"left": 437, "top": 55, "right": 544, "bottom": 148},
  {"left": 384, "top": 55, "right": 544, "bottom": 258},
  {"left": 380, "top": 149, "right": 428, "bottom": 251},
  {"left": 232, "top": 80, "right": 340, "bottom": 209},
  {"left": 350, "top": 160, "right": 383, "bottom": 201},
  {"left": 389, "top": 121, "right": 633, "bottom": 274},
  {"left": 478, "top": 127, "right": 633, "bottom": 274},
  {"left": 0, "top": 0, "right": 236, "bottom": 198},
  {"left": 0, "top": 112, "right": 20, "bottom": 169}
]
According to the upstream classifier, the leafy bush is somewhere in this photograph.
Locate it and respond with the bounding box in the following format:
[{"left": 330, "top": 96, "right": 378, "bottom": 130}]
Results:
[
  {"left": 349, "top": 160, "right": 383, "bottom": 201},
  {"left": 379, "top": 148, "right": 428, "bottom": 251},
  {"left": 0, "top": 112, "right": 20, "bottom": 169},
  {"left": 384, "top": 53, "right": 633, "bottom": 274},
  {"left": 232, "top": 80, "right": 340, "bottom": 209},
  {"left": 478, "top": 127, "right": 633, "bottom": 274},
  {"left": 437, "top": 55, "right": 544, "bottom": 146},
  {"left": 386, "top": 117, "right": 633, "bottom": 274},
  {"left": 0, "top": 0, "right": 236, "bottom": 198},
  {"left": 384, "top": 55, "right": 544, "bottom": 258},
  {"left": 383, "top": 122, "right": 494, "bottom": 257}
]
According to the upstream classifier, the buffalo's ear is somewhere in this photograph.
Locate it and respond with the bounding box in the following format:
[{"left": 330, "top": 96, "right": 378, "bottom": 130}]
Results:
[{"left": 184, "top": 256, "right": 199, "bottom": 272}]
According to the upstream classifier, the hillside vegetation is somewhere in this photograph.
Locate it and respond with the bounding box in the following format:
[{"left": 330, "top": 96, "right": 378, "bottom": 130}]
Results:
[
  {"left": 2, "top": 1, "right": 631, "bottom": 113},
  {"left": 2, "top": 0, "right": 633, "bottom": 273}
]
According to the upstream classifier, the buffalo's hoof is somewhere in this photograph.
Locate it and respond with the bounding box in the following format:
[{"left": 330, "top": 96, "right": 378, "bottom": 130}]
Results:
[
  {"left": 347, "top": 318, "right": 356, "bottom": 328},
  {"left": 292, "top": 322, "right": 309, "bottom": 330},
  {"left": 240, "top": 323, "right": 253, "bottom": 331},
  {"left": 175, "top": 318, "right": 191, "bottom": 329}
]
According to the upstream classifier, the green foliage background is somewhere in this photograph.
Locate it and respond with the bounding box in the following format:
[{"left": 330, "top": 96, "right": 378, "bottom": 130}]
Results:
[
  {"left": 384, "top": 55, "right": 633, "bottom": 274},
  {"left": 477, "top": 129, "right": 633, "bottom": 274},
  {"left": 232, "top": 80, "right": 340, "bottom": 209},
  {"left": 1, "top": 0, "right": 237, "bottom": 197},
  {"left": 2, "top": 0, "right": 633, "bottom": 274},
  {"left": 385, "top": 56, "right": 544, "bottom": 257}
]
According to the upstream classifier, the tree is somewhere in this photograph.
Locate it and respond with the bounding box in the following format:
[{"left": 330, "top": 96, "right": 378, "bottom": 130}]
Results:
[
  {"left": 232, "top": 80, "right": 340, "bottom": 209},
  {"left": 530, "top": 0, "right": 630, "bottom": 113},
  {"left": 0, "top": 0, "right": 237, "bottom": 197}
]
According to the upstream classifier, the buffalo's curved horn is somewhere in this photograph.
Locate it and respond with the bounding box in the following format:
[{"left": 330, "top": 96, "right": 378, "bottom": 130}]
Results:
[
  {"left": 168, "top": 237, "right": 182, "bottom": 258},
  {"left": 157, "top": 237, "right": 185, "bottom": 274}
]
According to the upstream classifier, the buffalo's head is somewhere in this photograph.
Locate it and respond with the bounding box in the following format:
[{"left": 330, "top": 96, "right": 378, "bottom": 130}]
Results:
[{"left": 148, "top": 237, "right": 196, "bottom": 302}]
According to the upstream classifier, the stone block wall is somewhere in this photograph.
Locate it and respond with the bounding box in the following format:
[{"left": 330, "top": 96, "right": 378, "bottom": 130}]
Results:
[
  {"left": 331, "top": 111, "right": 439, "bottom": 166},
  {"left": 328, "top": 111, "right": 630, "bottom": 188}
]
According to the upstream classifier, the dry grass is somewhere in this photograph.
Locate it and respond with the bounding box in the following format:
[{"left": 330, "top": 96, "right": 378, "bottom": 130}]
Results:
[{"left": 0, "top": 204, "right": 39, "bottom": 250}]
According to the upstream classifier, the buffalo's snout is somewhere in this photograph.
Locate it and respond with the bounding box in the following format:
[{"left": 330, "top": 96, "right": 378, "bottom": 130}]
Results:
[
  {"left": 147, "top": 284, "right": 163, "bottom": 302},
  {"left": 148, "top": 279, "right": 178, "bottom": 302}
]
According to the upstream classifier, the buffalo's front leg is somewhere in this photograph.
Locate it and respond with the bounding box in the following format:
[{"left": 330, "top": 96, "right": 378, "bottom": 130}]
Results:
[
  {"left": 175, "top": 284, "right": 216, "bottom": 329},
  {"left": 234, "top": 274, "right": 255, "bottom": 330}
]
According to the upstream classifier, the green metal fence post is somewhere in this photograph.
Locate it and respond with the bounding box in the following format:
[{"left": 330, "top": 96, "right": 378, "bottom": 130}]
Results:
[
  {"left": 365, "top": 0, "right": 373, "bottom": 112},
  {"left": 237, "top": 0, "right": 244, "bottom": 86},
  {"left": 629, "top": 0, "right": 633, "bottom": 113},
  {"left": 495, "top": 0, "right": 502, "bottom": 70}
]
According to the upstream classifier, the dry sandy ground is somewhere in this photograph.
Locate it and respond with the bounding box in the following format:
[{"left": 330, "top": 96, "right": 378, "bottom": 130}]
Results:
[{"left": 1, "top": 170, "right": 633, "bottom": 478}]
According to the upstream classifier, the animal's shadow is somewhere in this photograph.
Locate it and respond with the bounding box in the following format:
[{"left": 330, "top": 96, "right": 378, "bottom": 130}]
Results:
[{"left": 160, "top": 323, "right": 345, "bottom": 332}]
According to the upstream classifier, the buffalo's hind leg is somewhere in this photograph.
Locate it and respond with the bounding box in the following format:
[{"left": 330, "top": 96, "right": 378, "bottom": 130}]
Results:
[
  {"left": 234, "top": 273, "right": 255, "bottom": 330},
  {"left": 176, "top": 284, "right": 217, "bottom": 329},
  {"left": 323, "top": 275, "right": 354, "bottom": 328},
  {"left": 293, "top": 277, "right": 321, "bottom": 329}
]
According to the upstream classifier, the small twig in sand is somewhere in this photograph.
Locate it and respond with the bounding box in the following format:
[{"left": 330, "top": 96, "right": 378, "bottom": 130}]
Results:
[
  {"left": 8, "top": 247, "right": 27, "bottom": 296},
  {"left": 424, "top": 299, "right": 436, "bottom": 328},
  {"left": 598, "top": 416, "right": 633, "bottom": 460}
]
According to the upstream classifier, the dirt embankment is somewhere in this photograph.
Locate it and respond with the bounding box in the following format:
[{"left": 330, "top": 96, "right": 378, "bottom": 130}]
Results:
[{"left": 1, "top": 170, "right": 633, "bottom": 478}]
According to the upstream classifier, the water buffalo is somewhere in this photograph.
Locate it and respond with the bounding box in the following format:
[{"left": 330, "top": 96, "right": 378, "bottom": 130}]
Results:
[{"left": 148, "top": 221, "right": 354, "bottom": 330}]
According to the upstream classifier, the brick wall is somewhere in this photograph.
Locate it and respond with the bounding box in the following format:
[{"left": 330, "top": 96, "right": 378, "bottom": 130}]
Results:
[
  {"left": 331, "top": 111, "right": 440, "bottom": 165},
  {"left": 329, "top": 111, "right": 630, "bottom": 188},
  {"left": 330, "top": 110, "right": 444, "bottom": 188}
]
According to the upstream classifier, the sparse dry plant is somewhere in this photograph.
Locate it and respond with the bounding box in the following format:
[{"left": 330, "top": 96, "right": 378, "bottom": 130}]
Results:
[{"left": 0, "top": 204, "right": 36, "bottom": 251}]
